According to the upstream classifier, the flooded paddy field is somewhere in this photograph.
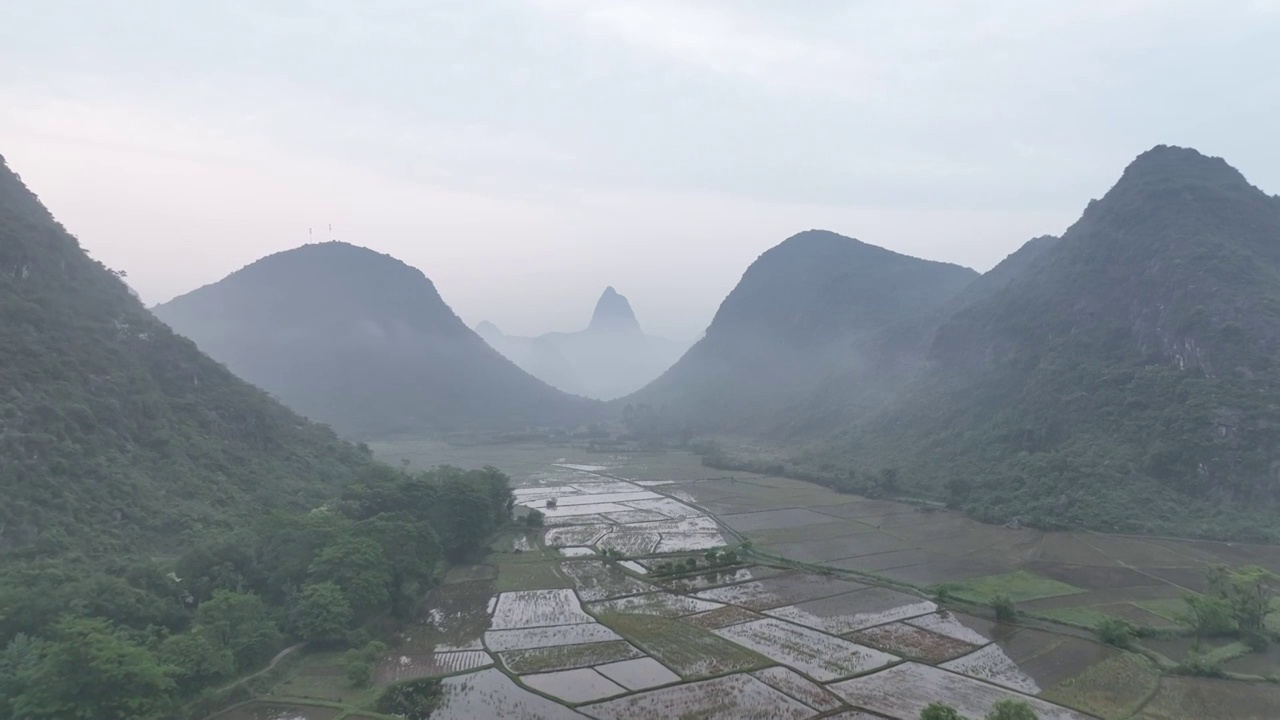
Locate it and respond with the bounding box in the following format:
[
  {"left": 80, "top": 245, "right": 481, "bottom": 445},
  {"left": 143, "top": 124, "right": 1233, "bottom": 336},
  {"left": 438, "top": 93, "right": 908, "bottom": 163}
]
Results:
[{"left": 241, "top": 441, "right": 1280, "bottom": 720}]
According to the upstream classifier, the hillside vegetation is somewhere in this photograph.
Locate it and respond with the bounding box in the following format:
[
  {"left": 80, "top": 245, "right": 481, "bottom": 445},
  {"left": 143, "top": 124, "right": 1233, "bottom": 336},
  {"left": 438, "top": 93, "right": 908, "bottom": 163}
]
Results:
[
  {"left": 812, "top": 146, "right": 1280, "bottom": 540},
  {"left": 0, "top": 155, "right": 376, "bottom": 563},
  {"left": 627, "top": 230, "right": 978, "bottom": 435},
  {"left": 0, "top": 153, "right": 527, "bottom": 719}
]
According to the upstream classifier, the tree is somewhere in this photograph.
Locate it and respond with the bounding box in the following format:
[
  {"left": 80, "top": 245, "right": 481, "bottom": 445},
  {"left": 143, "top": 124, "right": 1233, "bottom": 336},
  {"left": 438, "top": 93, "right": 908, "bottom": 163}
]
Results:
[
  {"left": 193, "top": 590, "right": 282, "bottom": 670},
  {"left": 991, "top": 593, "right": 1017, "bottom": 622},
  {"left": 159, "top": 631, "right": 235, "bottom": 694},
  {"left": 294, "top": 582, "right": 353, "bottom": 643},
  {"left": 880, "top": 467, "right": 900, "bottom": 493},
  {"left": 309, "top": 534, "right": 393, "bottom": 619},
  {"left": 1177, "top": 592, "right": 1235, "bottom": 647},
  {"left": 9, "top": 617, "right": 176, "bottom": 720},
  {"left": 357, "top": 516, "right": 443, "bottom": 619},
  {"left": 921, "top": 703, "right": 967, "bottom": 720},
  {"left": 344, "top": 640, "right": 388, "bottom": 687},
  {"left": 986, "top": 700, "right": 1038, "bottom": 720},
  {"left": 1096, "top": 617, "right": 1136, "bottom": 649},
  {"left": 1212, "top": 566, "right": 1277, "bottom": 637},
  {"left": 433, "top": 479, "right": 498, "bottom": 561},
  {"left": 524, "top": 509, "right": 545, "bottom": 528}
]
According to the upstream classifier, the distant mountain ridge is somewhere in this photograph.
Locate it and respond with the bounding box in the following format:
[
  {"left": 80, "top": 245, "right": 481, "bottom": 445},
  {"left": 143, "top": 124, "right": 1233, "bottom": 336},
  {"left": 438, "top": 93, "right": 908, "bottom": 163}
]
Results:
[
  {"left": 154, "top": 242, "right": 599, "bottom": 437},
  {"left": 626, "top": 230, "right": 979, "bottom": 433},
  {"left": 477, "top": 287, "right": 688, "bottom": 400}
]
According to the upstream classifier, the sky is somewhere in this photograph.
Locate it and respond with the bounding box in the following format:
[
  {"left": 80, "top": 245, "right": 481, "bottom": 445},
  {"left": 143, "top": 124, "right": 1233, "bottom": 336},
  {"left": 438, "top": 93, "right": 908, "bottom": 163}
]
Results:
[{"left": 2, "top": 1, "right": 1278, "bottom": 340}]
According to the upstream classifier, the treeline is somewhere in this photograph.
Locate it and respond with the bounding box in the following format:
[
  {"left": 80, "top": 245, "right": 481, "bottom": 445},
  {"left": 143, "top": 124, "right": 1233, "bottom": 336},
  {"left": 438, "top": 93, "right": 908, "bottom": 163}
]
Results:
[{"left": 0, "top": 464, "right": 512, "bottom": 720}]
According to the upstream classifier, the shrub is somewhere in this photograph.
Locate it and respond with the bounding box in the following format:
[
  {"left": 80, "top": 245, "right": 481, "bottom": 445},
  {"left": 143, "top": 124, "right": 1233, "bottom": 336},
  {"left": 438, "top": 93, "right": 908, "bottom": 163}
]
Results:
[
  {"left": 344, "top": 640, "right": 387, "bottom": 687},
  {"left": 986, "top": 699, "right": 1038, "bottom": 720},
  {"left": 1097, "top": 618, "right": 1136, "bottom": 649},
  {"left": 921, "top": 702, "right": 966, "bottom": 720},
  {"left": 991, "top": 593, "right": 1017, "bottom": 622},
  {"left": 524, "top": 509, "right": 545, "bottom": 528}
]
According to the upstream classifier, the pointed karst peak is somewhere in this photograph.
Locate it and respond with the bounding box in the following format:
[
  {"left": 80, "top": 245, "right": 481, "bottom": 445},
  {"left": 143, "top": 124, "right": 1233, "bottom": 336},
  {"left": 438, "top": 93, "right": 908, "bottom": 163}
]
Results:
[{"left": 587, "top": 286, "right": 642, "bottom": 334}]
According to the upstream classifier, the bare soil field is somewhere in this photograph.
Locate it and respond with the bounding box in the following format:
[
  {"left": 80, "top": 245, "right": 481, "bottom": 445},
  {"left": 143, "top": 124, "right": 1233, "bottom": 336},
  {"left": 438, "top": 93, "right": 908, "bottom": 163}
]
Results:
[
  {"left": 850, "top": 621, "right": 979, "bottom": 663},
  {"left": 1041, "top": 652, "right": 1160, "bottom": 719}
]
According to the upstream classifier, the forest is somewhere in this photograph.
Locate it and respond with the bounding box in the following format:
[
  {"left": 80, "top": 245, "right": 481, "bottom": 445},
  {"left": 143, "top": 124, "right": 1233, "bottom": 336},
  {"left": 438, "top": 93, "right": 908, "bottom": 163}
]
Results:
[{"left": 0, "top": 465, "right": 513, "bottom": 720}]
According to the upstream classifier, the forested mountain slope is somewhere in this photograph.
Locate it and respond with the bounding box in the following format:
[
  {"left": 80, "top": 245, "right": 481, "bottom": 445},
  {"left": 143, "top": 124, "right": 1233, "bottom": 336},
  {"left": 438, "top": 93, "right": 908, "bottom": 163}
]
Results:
[
  {"left": 155, "top": 242, "right": 600, "bottom": 437},
  {"left": 0, "top": 155, "right": 375, "bottom": 562},
  {"left": 835, "top": 146, "right": 1280, "bottom": 540},
  {"left": 627, "top": 230, "right": 978, "bottom": 433}
]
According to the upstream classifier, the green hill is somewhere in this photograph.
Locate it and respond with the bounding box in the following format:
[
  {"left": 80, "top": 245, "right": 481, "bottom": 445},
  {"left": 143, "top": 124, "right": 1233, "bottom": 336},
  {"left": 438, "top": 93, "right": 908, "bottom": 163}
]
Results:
[
  {"left": 627, "top": 229, "right": 978, "bottom": 434},
  {"left": 0, "top": 155, "right": 376, "bottom": 565},
  {"left": 831, "top": 146, "right": 1280, "bottom": 540},
  {"left": 154, "top": 242, "right": 600, "bottom": 437}
]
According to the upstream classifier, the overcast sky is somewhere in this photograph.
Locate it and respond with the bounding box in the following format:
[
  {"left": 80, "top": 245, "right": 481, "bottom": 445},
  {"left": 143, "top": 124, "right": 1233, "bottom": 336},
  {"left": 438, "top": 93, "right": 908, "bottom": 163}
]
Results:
[{"left": 2, "top": 1, "right": 1278, "bottom": 339}]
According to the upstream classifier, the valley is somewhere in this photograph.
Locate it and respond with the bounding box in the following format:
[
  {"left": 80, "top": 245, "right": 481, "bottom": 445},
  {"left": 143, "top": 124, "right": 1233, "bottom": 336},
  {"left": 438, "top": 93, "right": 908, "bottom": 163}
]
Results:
[{"left": 215, "top": 442, "right": 1280, "bottom": 720}]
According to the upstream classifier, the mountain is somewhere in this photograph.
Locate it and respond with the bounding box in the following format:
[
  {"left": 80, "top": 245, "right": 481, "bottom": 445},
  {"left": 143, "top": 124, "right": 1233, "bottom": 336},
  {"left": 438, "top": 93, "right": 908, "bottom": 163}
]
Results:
[
  {"left": 587, "top": 286, "right": 643, "bottom": 334},
  {"left": 627, "top": 230, "right": 979, "bottom": 433},
  {"left": 951, "top": 234, "right": 1058, "bottom": 307},
  {"left": 838, "top": 145, "right": 1280, "bottom": 540},
  {"left": 476, "top": 287, "right": 689, "bottom": 400},
  {"left": 0, "top": 154, "right": 376, "bottom": 565},
  {"left": 154, "top": 242, "right": 599, "bottom": 437}
]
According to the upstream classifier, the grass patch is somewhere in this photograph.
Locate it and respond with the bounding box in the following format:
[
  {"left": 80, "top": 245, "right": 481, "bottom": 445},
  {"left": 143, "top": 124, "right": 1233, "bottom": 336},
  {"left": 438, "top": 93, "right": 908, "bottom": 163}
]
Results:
[
  {"left": 596, "top": 612, "right": 768, "bottom": 679},
  {"left": 1038, "top": 605, "right": 1120, "bottom": 629},
  {"left": 489, "top": 550, "right": 572, "bottom": 593},
  {"left": 1041, "top": 652, "right": 1159, "bottom": 719},
  {"left": 267, "top": 651, "right": 373, "bottom": 705},
  {"left": 1200, "top": 641, "right": 1251, "bottom": 664},
  {"left": 943, "top": 570, "right": 1085, "bottom": 604},
  {"left": 1134, "top": 598, "right": 1187, "bottom": 623}
]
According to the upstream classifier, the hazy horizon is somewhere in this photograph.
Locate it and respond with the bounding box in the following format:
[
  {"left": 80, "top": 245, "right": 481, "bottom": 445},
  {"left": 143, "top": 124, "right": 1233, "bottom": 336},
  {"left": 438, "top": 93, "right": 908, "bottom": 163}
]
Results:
[{"left": 3, "top": 1, "right": 1278, "bottom": 339}]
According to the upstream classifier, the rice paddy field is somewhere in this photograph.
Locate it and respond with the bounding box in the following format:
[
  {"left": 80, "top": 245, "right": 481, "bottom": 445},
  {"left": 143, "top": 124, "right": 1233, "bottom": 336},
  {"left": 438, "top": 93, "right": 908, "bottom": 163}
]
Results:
[{"left": 240, "top": 441, "right": 1280, "bottom": 720}]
